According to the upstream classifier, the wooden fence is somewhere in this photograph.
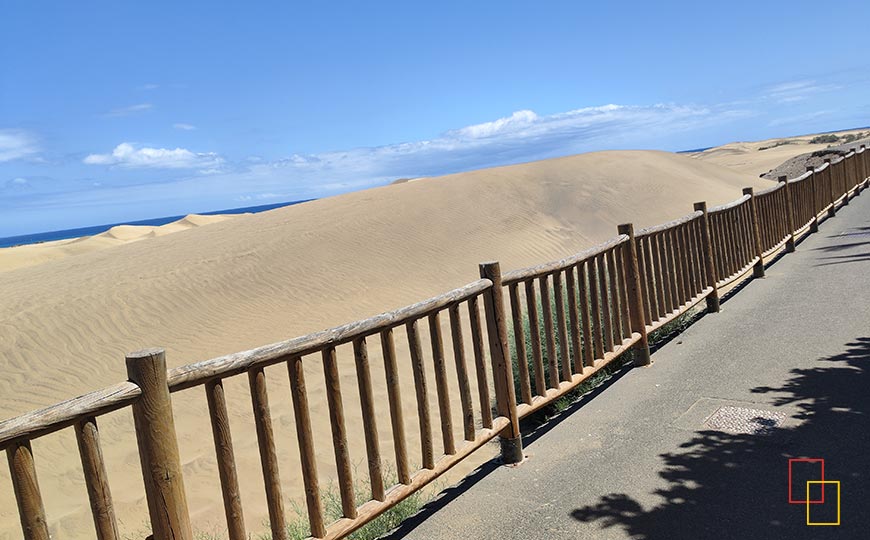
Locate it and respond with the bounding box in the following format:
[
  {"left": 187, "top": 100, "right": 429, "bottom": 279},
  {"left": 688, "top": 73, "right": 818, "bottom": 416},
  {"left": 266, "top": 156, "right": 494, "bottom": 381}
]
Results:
[{"left": 1, "top": 145, "right": 869, "bottom": 540}]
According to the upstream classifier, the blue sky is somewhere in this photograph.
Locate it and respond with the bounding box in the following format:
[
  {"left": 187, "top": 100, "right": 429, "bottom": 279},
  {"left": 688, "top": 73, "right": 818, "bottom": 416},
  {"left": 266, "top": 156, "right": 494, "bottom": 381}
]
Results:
[{"left": 2, "top": 1, "right": 869, "bottom": 237}]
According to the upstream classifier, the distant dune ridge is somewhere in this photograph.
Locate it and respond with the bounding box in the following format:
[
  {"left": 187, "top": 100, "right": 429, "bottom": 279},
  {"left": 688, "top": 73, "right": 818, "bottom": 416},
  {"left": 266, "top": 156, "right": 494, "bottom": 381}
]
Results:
[
  {"left": 689, "top": 127, "right": 870, "bottom": 177},
  {"left": 0, "top": 213, "right": 242, "bottom": 273},
  {"left": 0, "top": 132, "right": 851, "bottom": 539}
]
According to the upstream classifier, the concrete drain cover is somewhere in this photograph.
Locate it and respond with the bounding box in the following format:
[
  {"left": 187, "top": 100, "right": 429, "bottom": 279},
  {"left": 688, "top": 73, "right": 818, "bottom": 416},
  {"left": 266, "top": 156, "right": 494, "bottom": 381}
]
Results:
[{"left": 705, "top": 406, "right": 786, "bottom": 434}]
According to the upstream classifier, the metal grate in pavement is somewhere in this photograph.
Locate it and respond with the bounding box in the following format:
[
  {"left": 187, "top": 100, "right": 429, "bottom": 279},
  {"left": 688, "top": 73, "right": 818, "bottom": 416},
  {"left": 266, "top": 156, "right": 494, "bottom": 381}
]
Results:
[{"left": 704, "top": 406, "right": 787, "bottom": 435}]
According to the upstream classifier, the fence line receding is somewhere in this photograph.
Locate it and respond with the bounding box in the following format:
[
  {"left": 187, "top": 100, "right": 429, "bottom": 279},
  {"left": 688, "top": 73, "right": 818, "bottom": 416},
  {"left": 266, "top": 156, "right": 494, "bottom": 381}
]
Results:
[{"left": 1, "top": 145, "right": 868, "bottom": 540}]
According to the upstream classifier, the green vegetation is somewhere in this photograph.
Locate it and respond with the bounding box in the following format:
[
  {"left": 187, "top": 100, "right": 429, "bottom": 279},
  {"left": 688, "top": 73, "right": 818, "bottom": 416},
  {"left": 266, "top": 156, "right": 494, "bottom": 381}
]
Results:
[
  {"left": 504, "top": 269, "right": 702, "bottom": 427},
  {"left": 648, "top": 306, "right": 701, "bottom": 345},
  {"left": 809, "top": 134, "right": 840, "bottom": 145},
  {"left": 524, "top": 307, "right": 701, "bottom": 426},
  {"left": 504, "top": 273, "right": 635, "bottom": 420},
  {"left": 756, "top": 131, "right": 870, "bottom": 150},
  {"left": 136, "top": 467, "right": 430, "bottom": 540},
  {"left": 808, "top": 131, "right": 868, "bottom": 146},
  {"left": 505, "top": 274, "right": 627, "bottom": 403},
  {"left": 266, "top": 466, "right": 429, "bottom": 540},
  {"left": 758, "top": 140, "right": 794, "bottom": 151}
]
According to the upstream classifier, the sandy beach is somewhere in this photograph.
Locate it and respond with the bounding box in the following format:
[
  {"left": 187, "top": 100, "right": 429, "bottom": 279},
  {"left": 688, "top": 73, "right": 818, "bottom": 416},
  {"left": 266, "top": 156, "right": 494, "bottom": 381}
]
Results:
[{"left": 0, "top": 134, "right": 849, "bottom": 539}]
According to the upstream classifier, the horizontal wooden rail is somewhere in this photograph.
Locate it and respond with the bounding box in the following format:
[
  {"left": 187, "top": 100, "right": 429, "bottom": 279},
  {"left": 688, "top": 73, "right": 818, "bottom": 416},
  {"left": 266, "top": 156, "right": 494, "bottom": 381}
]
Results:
[
  {"left": 708, "top": 193, "right": 750, "bottom": 213},
  {"left": 787, "top": 170, "right": 813, "bottom": 184},
  {"left": 321, "top": 417, "right": 509, "bottom": 540},
  {"left": 635, "top": 210, "right": 702, "bottom": 238},
  {"left": 754, "top": 182, "right": 784, "bottom": 197},
  {"left": 0, "top": 382, "right": 141, "bottom": 450},
  {"left": 515, "top": 335, "right": 642, "bottom": 418},
  {"left": 501, "top": 235, "right": 629, "bottom": 286},
  {"left": 167, "top": 279, "right": 492, "bottom": 392}
]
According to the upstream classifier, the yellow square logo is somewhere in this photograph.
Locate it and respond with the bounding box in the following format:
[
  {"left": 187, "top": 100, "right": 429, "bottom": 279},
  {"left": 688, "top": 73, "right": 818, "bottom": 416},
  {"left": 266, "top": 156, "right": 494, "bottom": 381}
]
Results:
[{"left": 806, "top": 481, "right": 840, "bottom": 526}]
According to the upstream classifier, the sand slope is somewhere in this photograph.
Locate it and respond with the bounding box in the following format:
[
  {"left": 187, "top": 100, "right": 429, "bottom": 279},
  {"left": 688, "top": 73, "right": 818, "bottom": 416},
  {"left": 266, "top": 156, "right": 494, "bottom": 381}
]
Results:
[
  {"left": 0, "top": 150, "right": 768, "bottom": 539},
  {"left": 691, "top": 128, "right": 869, "bottom": 177},
  {"left": 0, "top": 214, "right": 241, "bottom": 273}
]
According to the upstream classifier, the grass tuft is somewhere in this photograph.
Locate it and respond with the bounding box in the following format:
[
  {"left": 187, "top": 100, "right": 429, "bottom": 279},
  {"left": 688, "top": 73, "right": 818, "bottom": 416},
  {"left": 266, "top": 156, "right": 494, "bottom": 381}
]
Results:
[{"left": 256, "top": 465, "right": 430, "bottom": 540}]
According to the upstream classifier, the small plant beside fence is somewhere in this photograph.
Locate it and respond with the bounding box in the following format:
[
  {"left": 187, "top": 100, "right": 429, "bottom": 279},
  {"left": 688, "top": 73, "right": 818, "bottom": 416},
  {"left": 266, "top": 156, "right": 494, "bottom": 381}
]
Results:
[{"left": 1, "top": 146, "right": 869, "bottom": 540}]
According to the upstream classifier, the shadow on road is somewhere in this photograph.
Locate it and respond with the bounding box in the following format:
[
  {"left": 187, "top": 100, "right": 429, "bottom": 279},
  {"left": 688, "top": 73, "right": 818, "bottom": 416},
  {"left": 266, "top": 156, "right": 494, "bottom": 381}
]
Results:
[
  {"left": 812, "top": 239, "right": 870, "bottom": 266},
  {"left": 570, "top": 337, "right": 870, "bottom": 539}
]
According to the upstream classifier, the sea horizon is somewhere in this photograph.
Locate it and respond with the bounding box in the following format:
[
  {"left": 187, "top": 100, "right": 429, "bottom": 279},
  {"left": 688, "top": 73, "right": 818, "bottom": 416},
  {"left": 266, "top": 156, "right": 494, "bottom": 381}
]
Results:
[{"left": 0, "top": 199, "right": 313, "bottom": 249}]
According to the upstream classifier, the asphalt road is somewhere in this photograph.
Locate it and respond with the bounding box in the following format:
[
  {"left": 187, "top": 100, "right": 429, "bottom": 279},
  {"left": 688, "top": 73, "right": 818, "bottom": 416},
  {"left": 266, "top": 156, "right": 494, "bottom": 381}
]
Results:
[{"left": 389, "top": 189, "right": 870, "bottom": 540}]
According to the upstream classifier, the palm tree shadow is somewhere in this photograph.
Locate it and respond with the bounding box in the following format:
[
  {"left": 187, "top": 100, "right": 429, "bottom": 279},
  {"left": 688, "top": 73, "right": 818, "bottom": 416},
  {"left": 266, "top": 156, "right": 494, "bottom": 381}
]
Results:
[{"left": 570, "top": 337, "right": 870, "bottom": 539}]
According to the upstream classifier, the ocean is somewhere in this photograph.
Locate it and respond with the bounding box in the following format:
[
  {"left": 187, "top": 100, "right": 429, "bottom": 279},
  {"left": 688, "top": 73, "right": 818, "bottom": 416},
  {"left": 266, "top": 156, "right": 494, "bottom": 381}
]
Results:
[{"left": 0, "top": 200, "right": 313, "bottom": 249}]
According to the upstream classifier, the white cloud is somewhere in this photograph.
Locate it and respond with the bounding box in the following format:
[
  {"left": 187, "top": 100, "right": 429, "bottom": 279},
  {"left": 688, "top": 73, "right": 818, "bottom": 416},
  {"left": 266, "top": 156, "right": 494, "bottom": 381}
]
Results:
[
  {"left": 0, "top": 129, "right": 39, "bottom": 162},
  {"left": 764, "top": 80, "right": 840, "bottom": 104},
  {"left": 142, "top": 84, "right": 160, "bottom": 90},
  {"left": 173, "top": 123, "right": 196, "bottom": 131},
  {"left": 83, "top": 142, "right": 224, "bottom": 171},
  {"left": 6, "top": 101, "right": 751, "bottom": 236},
  {"left": 450, "top": 109, "right": 540, "bottom": 138},
  {"left": 768, "top": 110, "right": 833, "bottom": 127},
  {"left": 3, "top": 177, "right": 34, "bottom": 192},
  {"left": 105, "top": 103, "right": 153, "bottom": 117},
  {"left": 257, "top": 103, "right": 740, "bottom": 182}
]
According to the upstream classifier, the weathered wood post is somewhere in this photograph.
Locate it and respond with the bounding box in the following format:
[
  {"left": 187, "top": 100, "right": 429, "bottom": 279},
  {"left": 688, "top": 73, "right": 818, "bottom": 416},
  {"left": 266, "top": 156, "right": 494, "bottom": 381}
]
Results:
[
  {"left": 75, "top": 417, "right": 120, "bottom": 540},
  {"left": 126, "top": 348, "right": 193, "bottom": 540},
  {"left": 824, "top": 159, "right": 836, "bottom": 217},
  {"left": 285, "top": 358, "right": 321, "bottom": 539},
  {"left": 479, "top": 262, "right": 524, "bottom": 464},
  {"left": 6, "top": 440, "right": 50, "bottom": 540},
  {"left": 249, "top": 367, "right": 290, "bottom": 540},
  {"left": 694, "top": 202, "right": 720, "bottom": 312},
  {"left": 862, "top": 145, "right": 869, "bottom": 189},
  {"left": 843, "top": 153, "right": 853, "bottom": 203},
  {"left": 779, "top": 176, "right": 796, "bottom": 253},
  {"left": 806, "top": 167, "right": 819, "bottom": 233},
  {"left": 839, "top": 158, "right": 850, "bottom": 206},
  {"left": 859, "top": 145, "right": 867, "bottom": 191},
  {"left": 205, "top": 379, "right": 246, "bottom": 540},
  {"left": 617, "top": 224, "right": 652, "bottom": 366},
  {"left": 742, "top": 188, "right": 766, "bottom": 277},
  {"left": 850, "top": 148, "right": 861, "bottom": 194}
]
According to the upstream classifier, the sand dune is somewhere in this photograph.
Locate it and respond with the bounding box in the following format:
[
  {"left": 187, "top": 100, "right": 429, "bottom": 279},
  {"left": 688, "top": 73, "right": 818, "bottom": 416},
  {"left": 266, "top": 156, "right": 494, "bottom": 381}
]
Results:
[
  {"left": 691, "top": 128, "right": 869, "bottom": 177},
  {"left": 0, "top": 149, "right": 773, "bottom": 539},
  {"left": 0, "top": 214, "right": 241, "bottom": 273}
]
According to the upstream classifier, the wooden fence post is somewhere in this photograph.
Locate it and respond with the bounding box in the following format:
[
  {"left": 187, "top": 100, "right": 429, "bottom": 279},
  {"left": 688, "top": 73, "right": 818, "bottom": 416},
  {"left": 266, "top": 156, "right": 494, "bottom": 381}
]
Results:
[
  {"left": 6, "top": 440, "right": 50, "bottom": 540},
  {"left": 126, "top": 348, "right": 193, "bottom": 540},
  {"left": 479, "top": 262, "right": 524, "bottom": 464},
  {"left": 806, "top": 167, "right": 819, "bottom": 233},
  {"left": 823, "top": 159, "right": 836, "bottom": 217},
  {"left": 205, "top": 379, "right": 246, "bottom": 540},
  {"left": 859, "top": 145, "right": 867, "bottom": 191},
  {"left": 617, "top": 224, "right": 651, "bottom": 366},
  {"left": 779, "top": 176, "right": 796, "bottom": 253},
  {"left": 694, "top": 202, "right": 720, "bottom": 313},
  {"left": 850, "top": 148, "right": 862, "bottom": 194},
  {"left": 862, "top": 145, "right": 869, "bottom": 189},
  {"left": 848, "top": 149, "right": 856, "bottom": 194},
  {"left": 742, "top": 187, "right": 766, "bottom": 277},
  {"left": 75, "top": 417, "right": 120, "bottom": 540},
  {"left": 843, "top": 153, "right": 852, "bottom": 203},
  {"left": 839, "top": 158, "right": 850, "bottom": 206}
]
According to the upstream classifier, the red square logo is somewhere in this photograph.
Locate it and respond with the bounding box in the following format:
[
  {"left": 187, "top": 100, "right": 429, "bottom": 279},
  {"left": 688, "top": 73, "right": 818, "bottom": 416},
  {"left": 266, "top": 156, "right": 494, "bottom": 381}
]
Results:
[{"left": 788, "top": 458, "right": 825, "bottom": 504}]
